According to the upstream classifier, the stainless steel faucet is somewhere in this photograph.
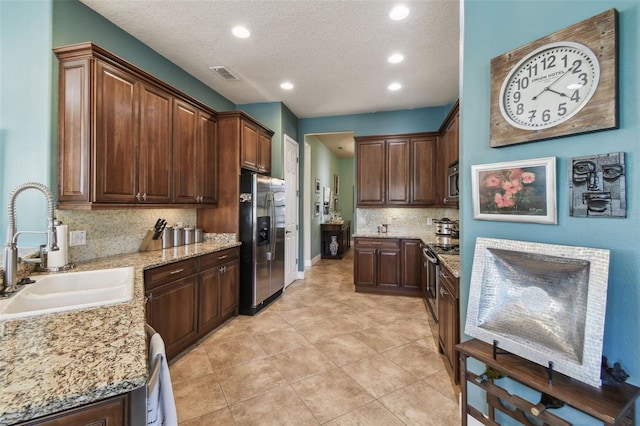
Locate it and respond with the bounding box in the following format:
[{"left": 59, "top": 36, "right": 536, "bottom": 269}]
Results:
[{"left": 2, "top": 182, "right": 58, "bottom": 295}]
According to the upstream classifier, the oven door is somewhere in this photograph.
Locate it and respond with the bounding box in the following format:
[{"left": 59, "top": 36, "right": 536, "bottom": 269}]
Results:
[{"left": 423, "top": 248, "right": 440, "bottom": 322}]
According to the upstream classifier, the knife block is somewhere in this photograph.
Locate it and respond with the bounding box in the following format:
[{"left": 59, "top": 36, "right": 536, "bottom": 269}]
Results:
[{"left": 139, "top": 229, "right": 163, "bottom": 252}]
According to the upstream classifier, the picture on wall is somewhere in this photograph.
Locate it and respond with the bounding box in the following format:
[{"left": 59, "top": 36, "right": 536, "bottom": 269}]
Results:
[
  {"left": 471, "top": 157, "right": 557, "bottom": 224},
  {"left": 315, "top": 178, "right": 320, "bottom": 193},
  {"left": 314, "top": 202, "right": 320, "bottom": 216},
  {"left": 569, "top": 152, "right": 625, "bottom": 218},
  {"left": 334, "top": 174, "right": 340, "bottom": 195}
]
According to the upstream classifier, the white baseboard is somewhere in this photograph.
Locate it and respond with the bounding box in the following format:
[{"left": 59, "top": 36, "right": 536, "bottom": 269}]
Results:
[{"left": 311, "top": 254, "right": 321, "bottom": 265}]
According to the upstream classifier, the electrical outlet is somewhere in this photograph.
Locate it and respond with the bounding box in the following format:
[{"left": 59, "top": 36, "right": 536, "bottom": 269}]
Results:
[
  {"left": 427, "top": 218, "right": 433, "bottom": 225},
  {"left": 69, "top": 230, "right": 86, "bottom": 246}
]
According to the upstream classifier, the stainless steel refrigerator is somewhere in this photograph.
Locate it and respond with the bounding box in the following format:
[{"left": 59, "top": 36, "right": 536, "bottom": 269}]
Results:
[{"left": 239, "top": 171, "right": 285, "bottom": 315}]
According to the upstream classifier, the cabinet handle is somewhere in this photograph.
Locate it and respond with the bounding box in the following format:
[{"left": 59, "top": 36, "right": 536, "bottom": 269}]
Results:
[
  {"left": 143, "top": 193, "right": 147, "bottom": 201},
  {"left": 444, "top": 197, "right": 448, "bottom": 204},
  {"left": 169, "top": 268, "right": 184, "bottom": 275},
  {"left": 218, "top": 255, "right": 228, "bottom": 260},
  {"left": 136, "top": 192, "right": 142, "bottom": 202},
  {"left": 440, "top": 286, "right": 448, "bottom": 296},
  {"left": 145, "top": 293, "right": 153, "bottom": 303}
]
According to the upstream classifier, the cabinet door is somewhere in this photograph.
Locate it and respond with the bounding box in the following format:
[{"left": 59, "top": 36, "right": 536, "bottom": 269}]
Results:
[
  {"left": 146, "top": 274, "right": 198, "bottom": 359},
  {"left": 138, "top": 82, "right": 172, "bottom": 203},
  {"left": 411, "top": 137, "right": 437, "bottom": 205},
  {"left": 172, "top": 100, "right": 199, "bottom": 203},
  {"left": 378, "top": 249, "right": 401, "bottom": 288},
  {"left": 94, "top": 61, "right": 138, "bottom": 203},
  {"left": 198, "top": 266, "right": 221, "bottom": 335},
  {"left": 354, "top": 246, "right": 377, "bottom": 286},
  {"left": 257, "top": 131, "right": 272, "bottom": 174},
  {"left": 386, "top": 138, "right": 410, "bottom": 205},
  {"left": 241, "top": 120, "right": 259, "bottom": 171},
  {"left": 198, "top": 111, "right": 218, "bottom": 204},
  {"left": 220, "top": 260, "right": 239, "bottom": 318},
  {"left": 356, "top": 140, "right": 385, "bottom": 205},
  {"left": 401, "top": 240, "right": 421, "bottom": 290},
  {"left": 438, "top": 285, "right": 456, "bottom": 373},
  {"left": 19, "top": 393, "right": 128, "bottom": 426}
]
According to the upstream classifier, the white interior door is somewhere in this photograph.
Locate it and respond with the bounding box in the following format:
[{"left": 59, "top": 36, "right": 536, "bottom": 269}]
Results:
[{"left": 284, "top": 134, "right": 299, "bottom": 288}]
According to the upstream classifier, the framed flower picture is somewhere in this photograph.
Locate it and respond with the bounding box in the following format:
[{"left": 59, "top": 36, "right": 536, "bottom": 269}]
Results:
[{"left": 471, "top": 157, "right": 557, "bottom": 224}]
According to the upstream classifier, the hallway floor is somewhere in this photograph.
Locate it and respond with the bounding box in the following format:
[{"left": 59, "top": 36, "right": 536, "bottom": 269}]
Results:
[{"left": 169, "top": 251, "right": 460, "bottom": 425}]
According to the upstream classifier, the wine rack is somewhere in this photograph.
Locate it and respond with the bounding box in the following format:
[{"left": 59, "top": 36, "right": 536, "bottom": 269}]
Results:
[{"left": 457, "top": 339, "right": 639, "bottom": 426}]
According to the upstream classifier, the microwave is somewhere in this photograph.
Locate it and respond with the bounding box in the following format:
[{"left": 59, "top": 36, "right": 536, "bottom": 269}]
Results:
[{"left": 447, "top": 162, "right": 459, "bottom": 202}]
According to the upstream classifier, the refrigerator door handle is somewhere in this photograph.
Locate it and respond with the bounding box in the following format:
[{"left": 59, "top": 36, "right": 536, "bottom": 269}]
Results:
[{"left": 268, "top": 191, "right": 276, "bottom": 260}]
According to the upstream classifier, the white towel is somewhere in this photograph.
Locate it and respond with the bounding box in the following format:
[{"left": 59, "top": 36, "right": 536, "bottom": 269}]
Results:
[{"left": 147, "top": 333, "right": 178, "bottom": 426}]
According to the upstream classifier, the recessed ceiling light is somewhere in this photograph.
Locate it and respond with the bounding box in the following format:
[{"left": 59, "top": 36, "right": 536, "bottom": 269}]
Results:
[
  {"left": 280, "top": 82, "right": 294, "bottom": 90},
  {"left": 232, "top": 26, "right": 250, "bottom": 38},
  {"left": 388, "top": 82, "right": 402, "bottom": 91},
  {"left": 388, "top": 54, "right": 404, "bottom": 64},
  {"left": 389, "top": 5, "right": 410, "bottom": 21}
]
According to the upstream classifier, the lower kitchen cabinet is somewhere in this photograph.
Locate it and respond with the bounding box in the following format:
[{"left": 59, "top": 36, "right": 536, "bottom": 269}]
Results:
[
  {"left": 354, "top": 237, "right": 421, "bottom": 296},
  {"left": 145, "top": 247, "right": 240, "bottom": 360},
  {"left": 18, "top": 392, "right": 130, "bottom": 426},
  {"left": 438, "top": 262, "right": 459, "bottom": 383}
]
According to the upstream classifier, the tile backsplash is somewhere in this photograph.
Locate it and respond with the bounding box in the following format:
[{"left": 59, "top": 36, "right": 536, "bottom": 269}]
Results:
[
  {"left": 356, "top": 207, "right": 459, "bottom": 235},
  {"left": 56, "top": 209, "right": 198, "bottom": 262}
]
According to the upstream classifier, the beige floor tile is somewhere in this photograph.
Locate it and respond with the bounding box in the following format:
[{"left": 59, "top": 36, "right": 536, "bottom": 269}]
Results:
[
  {"left": 379, "top": 380, "right": 460, "bottom": 426},
  {"left": 423, "top": 371, "right": 459, "bottom": 401},
  {"left": 254, "top": 326, "right": 311, "bottom": 355},
  {"left": 179, "top": 406, "right": 235, "bottom": 426},
  {"left": 229, "top": 385, "right": 319, "bottom": 425},
  {"left": 279, "top": 305, "right": 336, "bottom": 325},
  {"left": 268, "top": 295, "right": 311, "bottom": 311},
  {"left": 324, "top": 400, "right": 405, "bottom": 426},
  {"left": 202, "top": 317, "right": 252, "bottom": 345},
  {"left": 217, "top": 358, "right": 286, "bottom": 404},
  {"left": 291, "top": 368, "right": 374, "bottom": 424},
  {"left": 352, "top": 326, "right": 413, "bottom": 353},
  {"left": 269, "top": 345, "right": 335, "bottom": 382},
  {"left": 170, "top": 345, "right": 213, "bottom": 384},
  {"left": 342, "top": 354, "right": 418, "bottom": 398},
  {"left": 314, "top": 333, "right": 377, "bottom": 366},
  {"left": 383, "top": 341, "right": 446, "bottom": 378},
  {"left": 173, "top": 374, "right": 227, "bottom": 423},
  {"left": 294, "top": 318, "right": 347, "bottom": 343},
  {"left": 204, "top": 336, "right": 267, "bottom": 370},
  {"left": 243, "top": 310, "right": 291, "bottom": 335}
]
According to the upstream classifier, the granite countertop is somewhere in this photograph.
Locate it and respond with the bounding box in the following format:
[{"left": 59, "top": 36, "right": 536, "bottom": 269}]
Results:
[
  {"left": 352, "top": 232, "right": 460, "bottom": 277},
  {"left": 0, "top": 240, "right": 240, "bottom": 425}
]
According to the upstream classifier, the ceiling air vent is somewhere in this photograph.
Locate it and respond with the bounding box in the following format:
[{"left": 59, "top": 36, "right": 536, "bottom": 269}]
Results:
[{"left": 209, "top": 66, "right": 239, "bottom": 81}]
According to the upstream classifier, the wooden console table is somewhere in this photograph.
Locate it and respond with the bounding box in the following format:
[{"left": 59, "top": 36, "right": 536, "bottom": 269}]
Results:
[
  {"left": 321, "top": 221, "right": 351, "bottom": 259},
  {"left": 457, "top": 339, "right": 639, "bottom": 426}
]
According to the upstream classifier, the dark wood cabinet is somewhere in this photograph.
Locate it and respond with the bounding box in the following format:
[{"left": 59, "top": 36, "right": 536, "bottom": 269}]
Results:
[
  {"left": 18, "top": 393, "right": 130, "bottom": 426},
  {"left": 356, "top": 133, "right": 437, "bottom": 207},
  {"left": 172, "top": 101, "right": 218, "bottom": 204},
  {"left": 54, "top": 42, "right": 218, "bottom": 209},
  {"left": 354, "top": 237, "right": 421, "bottom": 296},
  {"left": 438, "top": 262, "right": 459, "bottom": 383},
  {"left": 401, "top": 239, "right": 421, "bottom": 290},
  {"left": 320, "top": 221, "right": 351, "bottom": 259},
  {"left": 438, "top": 101, "right": 459, "bottom": 207},
  {"left": 145, "top": 248, "right": 240, "bottom": 360},
  {"left": 240, "top": 116, "right": 273, "bottom": 174}
]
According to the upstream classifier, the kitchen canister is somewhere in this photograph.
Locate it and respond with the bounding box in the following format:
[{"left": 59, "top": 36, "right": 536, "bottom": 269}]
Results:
[
  {"left": 173, "top": 226, "right": 184, "bottom": 246},
  {"left": 195, "top": 228, "right": 203, "bottom": 243},
  {"left": 184, "top": 227, "right": 195, "bottom": 245},
  {"left": 162, "top": 226, "right": 174, "bottom": 249}
]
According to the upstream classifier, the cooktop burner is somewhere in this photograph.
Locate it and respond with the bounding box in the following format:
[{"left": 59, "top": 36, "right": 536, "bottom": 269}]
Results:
[{"left": 428, "top": 244, "right": 460, "bottom": 255}]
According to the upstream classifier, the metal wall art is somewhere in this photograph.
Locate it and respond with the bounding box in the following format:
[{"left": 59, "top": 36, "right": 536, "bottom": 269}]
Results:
[
  {"left": 466, "top": 238, "right": 610, "bottom": 388},
  {"left": 471, "top": 157, "right": 557, "bottom": 224},
  {"left": 570, "top": 152, "right": 626, "bottom": 218}
]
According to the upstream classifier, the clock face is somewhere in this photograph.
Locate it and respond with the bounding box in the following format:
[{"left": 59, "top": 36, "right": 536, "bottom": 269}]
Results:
[{"left": 499, "top": 41, "right": 600, "bottom": 130}]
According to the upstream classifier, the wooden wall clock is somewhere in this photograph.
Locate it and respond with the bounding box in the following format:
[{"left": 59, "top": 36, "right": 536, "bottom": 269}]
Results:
[{"left": 490, "top": 9, "right": 617, "bottom": 148}]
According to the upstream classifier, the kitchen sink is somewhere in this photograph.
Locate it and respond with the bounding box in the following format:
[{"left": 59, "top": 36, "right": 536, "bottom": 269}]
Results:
[{"left": 0, "top": 266, "right": 134, "bottom": 320}]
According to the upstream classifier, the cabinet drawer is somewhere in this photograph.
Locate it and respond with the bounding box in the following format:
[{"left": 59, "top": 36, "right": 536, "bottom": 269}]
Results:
[
  {"left": 439, "top": 265, "right": 459, "bottom": 299},
  {"left": 145, "top": 258, "right": 198, "bottom": 290},
  {"left": 200, "top": 247, "right": 239, "bottom": 270},
  {"left": 354, "top": 238, "right": 400, "bottom": 249}
]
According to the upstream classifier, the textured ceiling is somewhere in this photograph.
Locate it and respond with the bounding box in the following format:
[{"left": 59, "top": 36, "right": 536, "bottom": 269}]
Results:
[{"left": 79, "top": 0, "right": 460, "bottom": 120}]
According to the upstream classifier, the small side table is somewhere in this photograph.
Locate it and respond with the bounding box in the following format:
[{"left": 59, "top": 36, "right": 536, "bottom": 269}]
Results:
[{"left": 321, "top": 221, "right": 351, "bottom": 259}]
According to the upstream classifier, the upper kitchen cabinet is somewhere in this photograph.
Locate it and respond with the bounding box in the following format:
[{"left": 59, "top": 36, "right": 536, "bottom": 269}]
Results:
[
  {"left": 54, "top": 42, "right": 218, "bottom": 209},
  {"left": 437, "top": 101, "right": 459, "bottom": 207},
  {"left": 356, "top": 133, "right": 437, "bottom": 207},
  {"left": 239, "top": 114, "right": 274, "bottom": 174}
]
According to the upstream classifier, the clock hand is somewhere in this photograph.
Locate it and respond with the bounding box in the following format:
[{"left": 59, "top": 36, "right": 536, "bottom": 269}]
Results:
[{"left": 531, "top": 66, "right": 574, "bottom": 100}]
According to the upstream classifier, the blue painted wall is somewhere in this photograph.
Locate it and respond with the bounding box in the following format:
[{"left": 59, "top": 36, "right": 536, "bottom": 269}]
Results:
[{"left": 461, "top": 1, "right": 639, "bottom": 423}]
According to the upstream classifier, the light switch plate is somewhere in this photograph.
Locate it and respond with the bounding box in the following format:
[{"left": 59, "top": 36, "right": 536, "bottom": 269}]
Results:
[{"left": 69, "top": 230, "right": 86, "bottom": 246}]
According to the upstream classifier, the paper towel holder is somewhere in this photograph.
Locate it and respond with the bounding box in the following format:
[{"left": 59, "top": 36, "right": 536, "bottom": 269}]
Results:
[{"left": 34, "top": 245, "right": 75, "bottom": 272}]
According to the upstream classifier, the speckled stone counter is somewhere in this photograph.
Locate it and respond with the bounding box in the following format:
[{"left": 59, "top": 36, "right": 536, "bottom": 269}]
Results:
[
  {"left": 0, "top": 240, "right": 240, "bottom": 425},
  {"left": 438, "top": 254, "right": 460, "bottom": 278}
]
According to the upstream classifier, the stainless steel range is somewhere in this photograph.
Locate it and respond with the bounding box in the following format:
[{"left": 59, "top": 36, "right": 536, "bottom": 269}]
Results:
[{"left": 423, "top": 243, "right": 459, "bottom": 322}]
